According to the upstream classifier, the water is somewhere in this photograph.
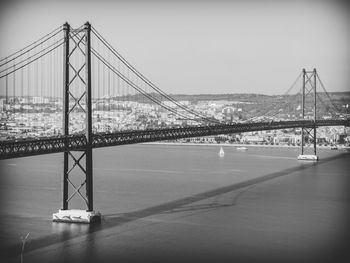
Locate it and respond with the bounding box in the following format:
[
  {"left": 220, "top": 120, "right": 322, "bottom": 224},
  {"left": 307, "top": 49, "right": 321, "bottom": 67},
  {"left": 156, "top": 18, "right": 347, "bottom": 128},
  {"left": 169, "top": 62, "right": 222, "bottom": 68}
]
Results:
[{"left": 0, "top": 144, "right": 349, "bottom": 262}]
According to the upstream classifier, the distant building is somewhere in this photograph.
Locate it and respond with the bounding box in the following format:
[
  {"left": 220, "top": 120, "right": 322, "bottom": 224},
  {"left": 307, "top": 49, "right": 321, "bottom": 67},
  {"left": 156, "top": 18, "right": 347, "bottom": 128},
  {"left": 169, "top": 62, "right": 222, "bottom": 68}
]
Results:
[
  {"left": 32, "top": 97, "right": 49, "bottom": 104},
  {"left": 273, "top": 135, "right": 300, "bottom": 145},
  {"left": 242, "top": 135, "right": 264, "bottom": 144}
]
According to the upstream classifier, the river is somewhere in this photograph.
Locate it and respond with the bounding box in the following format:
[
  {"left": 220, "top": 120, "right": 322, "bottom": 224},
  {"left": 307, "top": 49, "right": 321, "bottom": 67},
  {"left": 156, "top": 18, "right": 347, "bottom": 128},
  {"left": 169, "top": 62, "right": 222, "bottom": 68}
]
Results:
[{"left": 0, "top": 144, "right": 349, "bottom": 262}]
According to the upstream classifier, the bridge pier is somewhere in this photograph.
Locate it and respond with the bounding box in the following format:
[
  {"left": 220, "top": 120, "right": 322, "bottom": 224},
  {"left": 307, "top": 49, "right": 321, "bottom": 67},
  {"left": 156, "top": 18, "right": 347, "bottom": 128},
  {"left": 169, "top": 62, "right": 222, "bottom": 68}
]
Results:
[
  {"left": 297, "top": 68, "right": 319, "bottom": 161},
  {"left": 53, "top": 22, "right": 100, "bottom": 223}
]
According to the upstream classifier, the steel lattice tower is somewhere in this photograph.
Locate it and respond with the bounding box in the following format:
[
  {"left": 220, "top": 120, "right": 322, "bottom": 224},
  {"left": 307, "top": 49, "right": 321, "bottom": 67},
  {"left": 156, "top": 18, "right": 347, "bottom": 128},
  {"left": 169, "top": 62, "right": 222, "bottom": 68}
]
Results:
[
  {"left": 53, "top": 22, "right": 100, "bottom": 223},
  {"left": 299, "top": 68, "right": 318, "bottom": 161}
]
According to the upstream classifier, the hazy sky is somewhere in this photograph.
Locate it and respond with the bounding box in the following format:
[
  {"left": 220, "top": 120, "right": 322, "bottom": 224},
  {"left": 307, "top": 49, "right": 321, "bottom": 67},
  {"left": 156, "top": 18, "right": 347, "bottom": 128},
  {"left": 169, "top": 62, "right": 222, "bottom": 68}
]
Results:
[{"left": 1, "top": 0, "right": 349, "bottom": 95}]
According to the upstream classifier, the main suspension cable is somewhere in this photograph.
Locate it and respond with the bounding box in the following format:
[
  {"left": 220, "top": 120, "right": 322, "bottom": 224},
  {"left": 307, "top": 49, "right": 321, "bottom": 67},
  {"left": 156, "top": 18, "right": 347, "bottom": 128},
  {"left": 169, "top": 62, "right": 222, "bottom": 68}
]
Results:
[
  {"left": 316, "top": 73, "right": 342, "bottom": 114},
  {"left": 0, "top": 25, "right": 63, "bottom": 65},
  {"left": 91, "top": 48, "right": 203, "bottom": 123},
  {"left": 91, "top": 26, "right": 220, "bottom": 123},
  {"left": 245, "top": 72, "right": 303, "bottom": 122},
  {"left": 0, "top": 27, "right": 83, "bottom": 79}
]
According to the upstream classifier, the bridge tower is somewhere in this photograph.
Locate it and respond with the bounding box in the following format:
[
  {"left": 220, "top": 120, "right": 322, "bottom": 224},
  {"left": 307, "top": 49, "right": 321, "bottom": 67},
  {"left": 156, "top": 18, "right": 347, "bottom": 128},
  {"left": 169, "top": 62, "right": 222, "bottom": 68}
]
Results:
[
  {"left": 298, "top": 68, "right": 319, "bottom": 161},
  {"left": 53, "top": 22, "right": 101, "bottom": 223}
]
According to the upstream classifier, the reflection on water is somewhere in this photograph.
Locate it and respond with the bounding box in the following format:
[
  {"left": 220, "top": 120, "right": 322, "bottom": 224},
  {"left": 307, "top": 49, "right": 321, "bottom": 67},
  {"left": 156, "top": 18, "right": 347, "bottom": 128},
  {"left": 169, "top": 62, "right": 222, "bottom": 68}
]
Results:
[{"left": 51, "top": 221, "right": 92, "bottom": 239}]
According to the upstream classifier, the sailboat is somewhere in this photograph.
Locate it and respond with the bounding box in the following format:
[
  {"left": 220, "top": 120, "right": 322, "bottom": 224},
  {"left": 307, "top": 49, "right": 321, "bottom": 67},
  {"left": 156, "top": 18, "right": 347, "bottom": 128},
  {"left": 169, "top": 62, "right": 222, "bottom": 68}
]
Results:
[{"left": 219, "top": 146, "right": 224, "bottom": 157}]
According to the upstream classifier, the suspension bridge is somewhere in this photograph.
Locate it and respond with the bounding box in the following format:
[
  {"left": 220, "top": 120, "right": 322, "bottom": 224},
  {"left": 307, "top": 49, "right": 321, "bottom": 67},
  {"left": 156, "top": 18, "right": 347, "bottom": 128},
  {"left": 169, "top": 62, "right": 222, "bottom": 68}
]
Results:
[{"left": 0, "top": 22, "right": 349, "bottom": 223}]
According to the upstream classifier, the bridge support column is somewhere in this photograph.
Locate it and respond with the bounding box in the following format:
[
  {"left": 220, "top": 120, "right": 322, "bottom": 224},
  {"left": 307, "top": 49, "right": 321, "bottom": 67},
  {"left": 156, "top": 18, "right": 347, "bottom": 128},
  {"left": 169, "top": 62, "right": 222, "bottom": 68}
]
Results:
[
  {"left": 298, "top": 68, "right": 319, "bottom": 161},
  {"left": 53, "top": 22, "right": 100, "bottom": 223}
]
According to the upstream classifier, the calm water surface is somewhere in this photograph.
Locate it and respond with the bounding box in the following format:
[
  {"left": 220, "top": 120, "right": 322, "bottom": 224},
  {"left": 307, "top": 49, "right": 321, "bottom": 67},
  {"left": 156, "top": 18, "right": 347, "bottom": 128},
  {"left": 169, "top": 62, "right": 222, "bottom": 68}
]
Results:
[{"left": 0, "top": 144, "right": 349, "bottom": 262}]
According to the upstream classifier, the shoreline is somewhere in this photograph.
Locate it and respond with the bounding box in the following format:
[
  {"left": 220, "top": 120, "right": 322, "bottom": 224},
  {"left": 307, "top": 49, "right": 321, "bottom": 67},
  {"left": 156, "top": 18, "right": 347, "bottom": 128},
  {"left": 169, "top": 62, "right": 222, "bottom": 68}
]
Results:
[{"left": 143, "top": 141, "right": 349, "bottom": 150}]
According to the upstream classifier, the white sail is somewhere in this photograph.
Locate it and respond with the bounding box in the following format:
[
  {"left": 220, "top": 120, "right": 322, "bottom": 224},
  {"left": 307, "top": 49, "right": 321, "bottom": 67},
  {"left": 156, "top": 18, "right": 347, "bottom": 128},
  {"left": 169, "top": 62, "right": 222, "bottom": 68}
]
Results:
[{"left": 219, "top": 147, "right": 224, "bottom": 157}]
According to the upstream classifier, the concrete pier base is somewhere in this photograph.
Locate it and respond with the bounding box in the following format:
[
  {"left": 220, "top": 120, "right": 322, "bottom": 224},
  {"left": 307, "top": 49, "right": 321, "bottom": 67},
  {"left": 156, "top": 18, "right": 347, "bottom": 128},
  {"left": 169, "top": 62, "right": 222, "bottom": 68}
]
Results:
[
  {"left": 53, "top": 209, "right": 101, "bottom": 224},
  {"left": 297, "top": 154, "right": 319, "bottom": 161}
]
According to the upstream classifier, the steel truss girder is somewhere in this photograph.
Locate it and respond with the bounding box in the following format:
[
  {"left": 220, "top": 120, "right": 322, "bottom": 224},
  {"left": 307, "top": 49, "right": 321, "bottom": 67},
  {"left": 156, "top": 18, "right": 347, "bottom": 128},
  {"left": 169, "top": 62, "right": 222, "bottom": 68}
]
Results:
[{"left": 0, "top": 119, "right": 349, "bottom": 160}]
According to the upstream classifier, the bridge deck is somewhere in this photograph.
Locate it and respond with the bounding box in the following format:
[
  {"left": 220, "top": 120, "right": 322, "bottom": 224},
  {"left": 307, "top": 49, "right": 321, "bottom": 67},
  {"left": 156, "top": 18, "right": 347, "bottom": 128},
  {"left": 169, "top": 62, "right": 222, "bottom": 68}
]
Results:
[{"left": 1, "top": 119, "right": 349, "bottom": 160}]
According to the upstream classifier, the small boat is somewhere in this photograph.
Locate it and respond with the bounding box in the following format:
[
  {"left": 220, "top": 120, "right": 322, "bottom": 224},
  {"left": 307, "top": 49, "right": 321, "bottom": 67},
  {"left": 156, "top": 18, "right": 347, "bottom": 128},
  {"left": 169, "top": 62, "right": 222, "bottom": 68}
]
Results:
[
  {"left": 219, "top": 146, "right": 224, "bottom": 157},
  {"left": 236, "top": 146, "right": 248, "bottom": 151}
]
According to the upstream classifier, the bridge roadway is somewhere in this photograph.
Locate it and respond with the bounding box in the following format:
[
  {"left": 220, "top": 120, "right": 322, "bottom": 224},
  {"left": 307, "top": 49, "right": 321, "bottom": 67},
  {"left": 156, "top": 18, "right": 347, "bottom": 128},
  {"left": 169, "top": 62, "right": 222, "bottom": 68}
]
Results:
[{"left": 0, "top": 119, "right": 349, "bottom": 160}]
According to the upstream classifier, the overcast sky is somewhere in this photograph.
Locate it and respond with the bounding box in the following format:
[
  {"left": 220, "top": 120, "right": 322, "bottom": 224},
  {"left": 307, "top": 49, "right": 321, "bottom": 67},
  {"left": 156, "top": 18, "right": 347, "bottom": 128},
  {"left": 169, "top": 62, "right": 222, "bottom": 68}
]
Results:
[{"left": 0, "top": 0, "right": 349, "bottom": 95}]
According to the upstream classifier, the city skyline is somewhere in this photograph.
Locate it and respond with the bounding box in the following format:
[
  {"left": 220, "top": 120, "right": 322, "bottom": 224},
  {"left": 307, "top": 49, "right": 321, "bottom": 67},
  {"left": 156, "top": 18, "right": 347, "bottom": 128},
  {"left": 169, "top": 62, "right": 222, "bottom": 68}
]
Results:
[{"left": 1, "top": 0, "right": 350, "bottom": 95}]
